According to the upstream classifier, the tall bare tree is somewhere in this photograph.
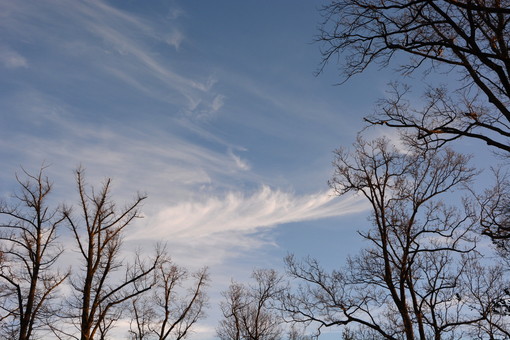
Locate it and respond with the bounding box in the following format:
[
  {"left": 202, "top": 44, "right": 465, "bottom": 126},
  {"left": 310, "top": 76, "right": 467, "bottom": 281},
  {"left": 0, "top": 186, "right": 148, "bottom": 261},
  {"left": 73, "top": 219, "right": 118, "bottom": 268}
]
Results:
[
  {"left": 319, "top": 0, "right": 510, "bottom": 154},
  {"left": 0, "top": 167, "right": 68, "bottom": 340},
  {"left": 281, "top": 138, "right": 509, "bottom": 339},
  {"left": 128, "top": 252, "right": 209, "bottom": 340},
  {"left": 217, "top": 269, "right": 284, "bottom": 340},
  {"left": 62, "top": 168, "right": 158, "bottom": 340}
]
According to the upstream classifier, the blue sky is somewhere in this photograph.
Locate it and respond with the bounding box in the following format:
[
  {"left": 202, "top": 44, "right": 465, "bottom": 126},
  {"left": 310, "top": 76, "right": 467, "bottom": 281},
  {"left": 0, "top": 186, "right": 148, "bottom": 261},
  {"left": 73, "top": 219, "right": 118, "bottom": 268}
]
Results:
[{"left": 1, "top": 1, "right": 495, "bottom": 339}]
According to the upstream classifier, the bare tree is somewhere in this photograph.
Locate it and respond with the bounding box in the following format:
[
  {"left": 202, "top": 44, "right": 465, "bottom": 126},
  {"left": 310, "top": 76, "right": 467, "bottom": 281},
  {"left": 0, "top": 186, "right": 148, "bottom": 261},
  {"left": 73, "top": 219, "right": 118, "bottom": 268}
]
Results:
[
  {"left": 62, "top": 168, "right": 158, "bottom": 340},
  {"left": 474, "top": 168, "right": 510, "bottom": 248},
  {"left": 319, "top": 0, "right": 510, "bottom": 154},
  {"left": 0, "top": 167, "right": 68, "bottom": 340},
  {"left": 128, "top": 252, "right": 209, "bottom": 340},
  {"left": 459, "top": 254, "right": 510, "bottom": 339},
  {"left": 217, "top": 269, "right": 284, "bottom": 340},
  {"left": 281, "top": 137, "right": 508, "bottom": 339}
]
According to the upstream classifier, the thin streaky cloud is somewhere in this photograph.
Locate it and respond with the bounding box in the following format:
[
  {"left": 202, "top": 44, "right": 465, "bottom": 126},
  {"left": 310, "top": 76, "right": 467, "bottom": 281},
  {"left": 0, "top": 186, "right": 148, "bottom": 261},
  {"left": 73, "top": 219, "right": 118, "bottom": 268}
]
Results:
[
  {"left": 211, "top": 94, "right": 225, "bottom": 112},
  {"left": 1, "top": 1, "right": 224, "bottom": 120},
  {"left": 83, "top": 15, "right": 223, "bottom": 118},
  {"left": 229, "top": 149, "right": 250, "bottom": 171},
  {"left": 0, "top": 46, "right": 28, "bottom": 69},
  {"left": 166, "top": 29, "right": 184, "bottom": 50},
  {"left": 84, "top": 24, "right": 189, "bottom": 87},
  {"left": 88, "top": 0, "right": 154, "bottom": 32},
  {"left": 77, "top": 0, "right": 183, "bottom": 50},
  {"left": 133, "top": 187, "right": 368, "bottom": 242}
]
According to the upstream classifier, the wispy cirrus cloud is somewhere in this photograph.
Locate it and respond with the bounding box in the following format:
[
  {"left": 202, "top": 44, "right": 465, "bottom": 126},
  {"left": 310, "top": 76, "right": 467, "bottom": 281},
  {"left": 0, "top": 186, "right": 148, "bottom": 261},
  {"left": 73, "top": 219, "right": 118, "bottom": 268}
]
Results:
[
  {"left": 211, "top": 94, "right": 225, "bottom": 112},
  {"left": 228, "top": 149, "right": 250, "bottom": 171},
  {"left": 0, "top": 101, "right": 249, "bottom": 199},
  {"left": 166, "top": 29, "right": 184, "bottom": 50},
  {"left": 130, "top": 186, "right": 367, "bottom": 264},
  {"left": 0, "top": 46, "right": 27, "bottom": 69},
  {"left": 0, "top": 0, "right": 225, "bottom": 120},
  {"left": 75, "top": 2, "right": 224, "bottom": 119}
]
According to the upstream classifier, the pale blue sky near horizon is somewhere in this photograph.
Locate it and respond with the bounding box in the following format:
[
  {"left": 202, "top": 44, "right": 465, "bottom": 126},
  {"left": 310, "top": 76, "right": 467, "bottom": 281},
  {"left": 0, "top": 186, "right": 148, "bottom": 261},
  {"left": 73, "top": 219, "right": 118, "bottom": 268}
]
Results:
[{"left": 0, "top": 1, "right": 501, "bottom": 339}]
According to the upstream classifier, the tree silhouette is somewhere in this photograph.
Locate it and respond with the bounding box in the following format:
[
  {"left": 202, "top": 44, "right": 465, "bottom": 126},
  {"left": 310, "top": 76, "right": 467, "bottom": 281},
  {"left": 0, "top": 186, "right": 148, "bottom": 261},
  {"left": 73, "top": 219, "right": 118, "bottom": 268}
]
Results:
[
  {"left": 0, "top": 167, "right": 68, "bottom": 340},
  {"left": 282, "top": 138, "right": 510, "bottom": 339},
  {"left": 128, "top": 251, "right": 209, "bottom": 340},
  {"left": 217, "top": 269, "right": 284, "bottom": 340},
  {"left": 62, "top": 168, "right": 159, "bottom": 340},
  {"left": 319, "top": 0, "right": 510, "bottom": 154}
]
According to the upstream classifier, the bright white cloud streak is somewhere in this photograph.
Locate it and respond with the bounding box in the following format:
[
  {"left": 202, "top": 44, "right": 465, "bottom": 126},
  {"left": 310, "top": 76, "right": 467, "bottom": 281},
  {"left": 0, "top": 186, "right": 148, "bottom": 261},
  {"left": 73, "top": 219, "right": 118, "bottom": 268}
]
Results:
[{"left": 130, "top": 187, "right": 367, "bottom": 263}]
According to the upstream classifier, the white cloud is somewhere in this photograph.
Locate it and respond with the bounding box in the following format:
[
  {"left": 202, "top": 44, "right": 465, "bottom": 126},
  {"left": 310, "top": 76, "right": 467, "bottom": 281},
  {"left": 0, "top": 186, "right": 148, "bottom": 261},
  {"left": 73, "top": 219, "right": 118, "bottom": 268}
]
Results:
[
  {"left": 182, "top": 92, "right": 226, "bottom": 120},
  {"left": 0, "top": 46, "right": 28, "bottom": 69},
  {"left": 82, "top": 13, "right": 222, "bottom": 119},
  {"left": 166, "top": 30, "right": 184, "bottom": 50},
  {"left": 211, "top": 94, "right": 225, "bottom": 112},
  {"left": 229, "top": 149, "right": 250, "bottom": 171},
  {"left": 131, "top": 187, "right": 367, "bottom": 248},
  {"left": 168, "top": 7, "right": 185, "bottom": 20},
  {"left": 0, "top": 1, "right": 221, "bottom": 121},
  {"left": 0, "top": 90, "right": 256, "bottom": 197}
]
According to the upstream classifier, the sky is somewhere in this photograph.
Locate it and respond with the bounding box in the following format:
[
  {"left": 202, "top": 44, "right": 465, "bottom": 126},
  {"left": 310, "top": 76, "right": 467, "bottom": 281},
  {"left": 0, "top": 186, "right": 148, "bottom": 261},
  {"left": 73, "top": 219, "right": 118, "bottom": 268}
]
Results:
[{"left": 0, "top": 1, "right": 499, "bottom": 339}]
